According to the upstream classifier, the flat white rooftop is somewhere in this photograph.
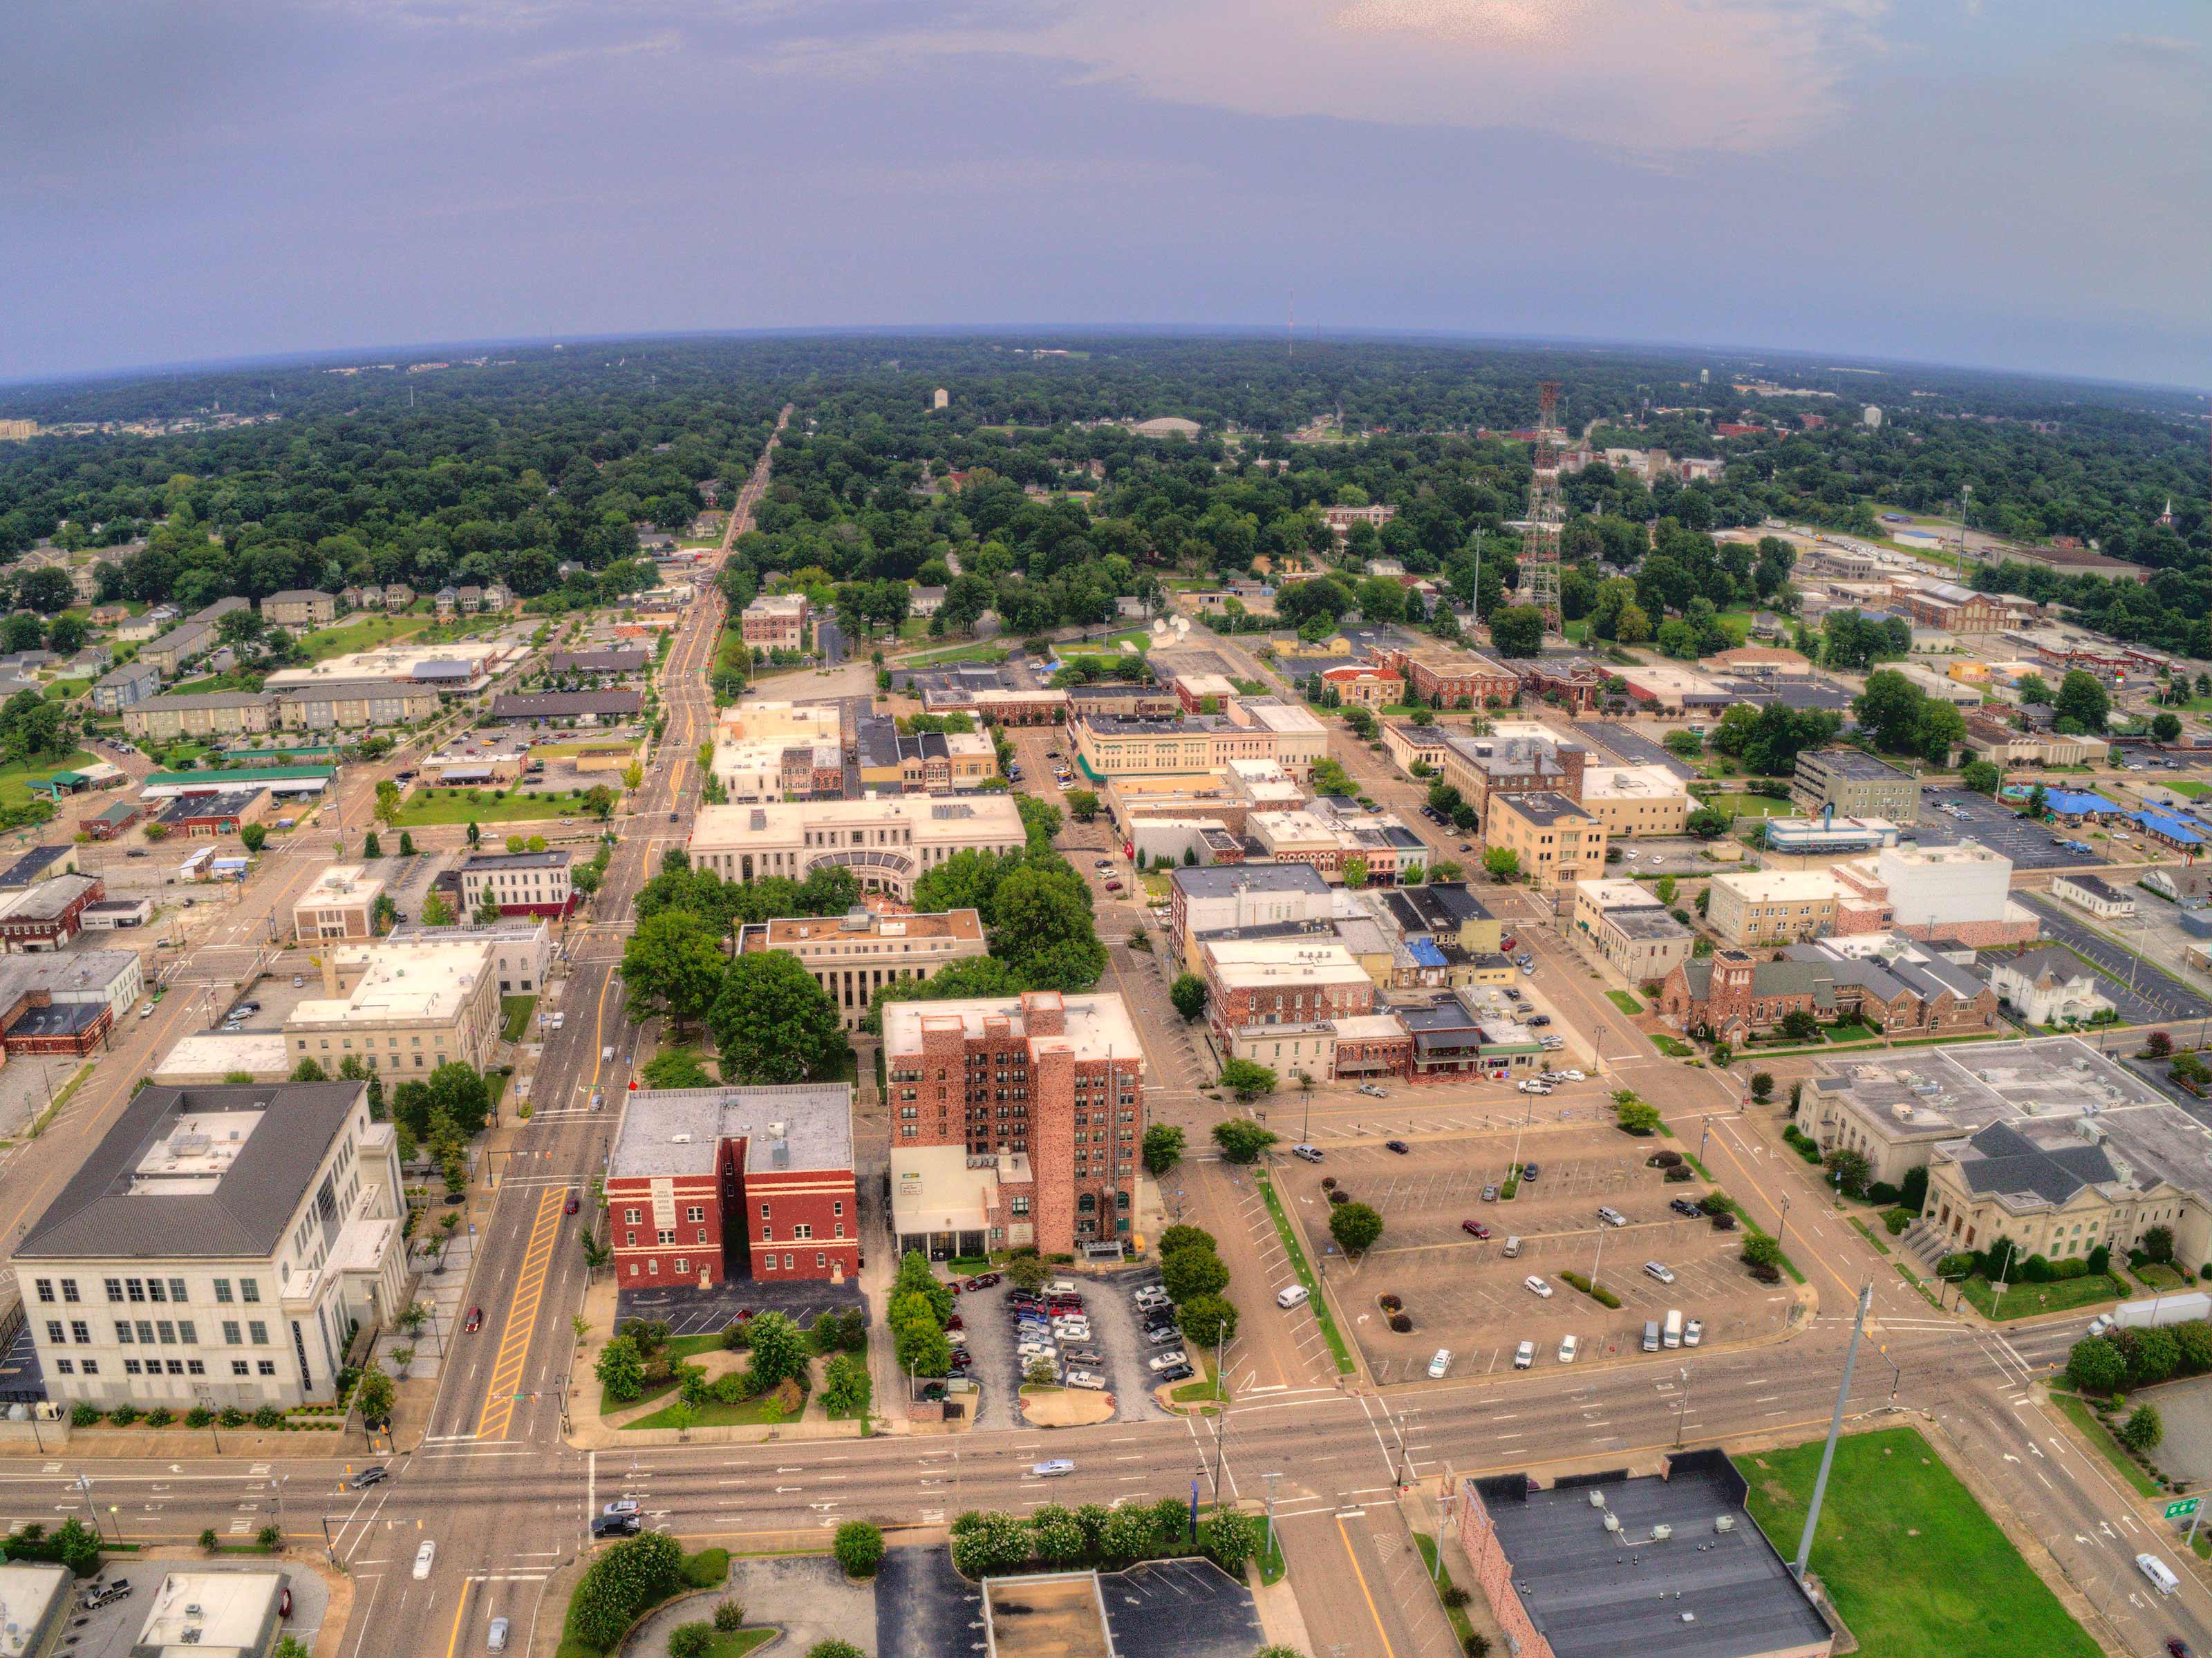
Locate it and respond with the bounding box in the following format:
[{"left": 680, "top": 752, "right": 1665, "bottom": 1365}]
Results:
[
  {"left": 882, "top": 993, "right": 1144, "bottom": 1068},
  {"left": 1203, "top": 941, "right": 1367, "bottom": 988},
  {"left": 1713, "top": 869, "right": 1841, "bottom": 903},
  {"left": 290, "top": 937, "right": 493, "bottom": 1026}
]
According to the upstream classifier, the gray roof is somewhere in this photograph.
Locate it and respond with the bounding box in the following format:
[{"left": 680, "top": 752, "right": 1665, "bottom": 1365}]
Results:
[
  {"left": 1172, "top": 865, "right": 1332, "bottom": 901},
  {"left": 2061, "top": 874, "right": 2125, "bottom": 902},
  {"left": 1492, "top": 790, "right": 1592, "bottom": 827},
  {"left": 489, "top": 690, "right": 642, "bottom": 719},
  {"left": 1611, "top": 907, "right": 1691, "bottom": 941},
  {"left": 265, "top": 589, "right": 332, "bottom": 605},
  {"left": 142, "top": 691, "right": 274, "bottom": 711},
  {"left": 2000, "top": 946, "right": 2094, "bottom": 989},
  {"left": 0, "top": 845, "right": 73, "bottom": 888},
  {"left": 280, "top": 679, "right": 431, "bottom": 704},
  {"left": 462, "top": 850, "right": 572, "bottom": 872},
  {"left": 610, "top": 1084, "right": 854, "bottom": 1180},
  {"left": 95, "top": 661, "right": 160, "bottom": 688},
  {"left": 15, "top": 1082, "right": 368, "bottom": 1261},
  {"left": 1955, "top": 1120, "right": 2117, "bottom": 1205},
  {"left": 1799, "top": 746, "right": 1911, "bottom": 782},
  {"left": 547, "top": 649, "right": 650, "bottom": 675},
  {"left": 1477, "top": 1454, "right": 1831, "bottom": 1658}
]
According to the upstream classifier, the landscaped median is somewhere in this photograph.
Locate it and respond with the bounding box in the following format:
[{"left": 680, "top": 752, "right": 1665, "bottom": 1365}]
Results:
[{"left": 1253, "top": 1170, "right": 1357, "bottom": 1375}]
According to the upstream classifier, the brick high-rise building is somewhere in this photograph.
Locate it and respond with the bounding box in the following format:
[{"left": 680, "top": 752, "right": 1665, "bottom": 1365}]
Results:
[{"left": 882, "top": 992, "right": 1143, "bottom": 1255}]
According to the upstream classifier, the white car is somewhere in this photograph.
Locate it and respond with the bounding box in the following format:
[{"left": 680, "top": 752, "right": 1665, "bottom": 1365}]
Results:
[
  {"left": 1517, "top": 1080, "right": 1551, "bottom": 1095},
  {"left": 1644, "top": 1261, "right": 1676, "bottom": 1285},
  {"left": 1147, "top": 1350, "right": 1190, "bottom": 1372},
  {"left": 1558, "top": 1069, "right": 1585, "bottom": 1082},
  {"left": 1031, "top": 1459, "right": 1076, "bottom": 1478},
  {"left": 1430, "top": 1348, "right": 1454, "bottom": 1378},
  {"left": 413, "top": 1541, "right": 436, "bottom": 1580},
  {"left": 1524, "top": 1275, "right": 1553, "bottom": 1299},
  {"left": 1512, "top": 1341, "right": 1535, "bottom": 1370},
  {"left": 1684, "top": 1319, "right": 1703, "bottom": 1348},
  {"left": 1558, "top": 1334, "right": 1579, "bottom": 1364},
  {"left": 1066, "top": 1370, "right": 1107, "bottom": 1391}
]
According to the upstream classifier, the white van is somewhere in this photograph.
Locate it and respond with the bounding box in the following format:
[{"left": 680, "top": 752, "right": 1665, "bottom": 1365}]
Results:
[
  {"left": 1276, "top": 1284, "right": 1310, "bottom": 1310},
  {"left": 2138, "top": 1552, "right": 2180, "bottom": 1595},
  {"left": 1663, "top": 1309, "right": 1684, "bottom": 1349},
  {"left": 1502, "top": 1236, "right": 1522, "bottom": 1259}
]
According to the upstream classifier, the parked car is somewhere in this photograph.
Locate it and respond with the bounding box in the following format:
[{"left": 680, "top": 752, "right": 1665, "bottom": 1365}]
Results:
[
  {"left": 1558, "top": 1334, "right": 1579, "bottom": 1364},
  {"left": 1524, "top": 1275, "right": 1553, "bottom": 1299},
  {"left": 1528, "top": 1014, "right": 1553, "bottom": 1027},
  {"left": 1520, "top": 1163, "right": 1539, "bottom": 1182},
  {"left": 1385, "top": 1140, "right": 1410, "bottom": 1155},
  {"left": 1461, "top": 1219, "right": 1492, "bottom": 1239},
  {"left": 962, "top": 1272, "right": 1001, "bottom": 1290},
  {"left": 1148, "top": 1350, "right": 1190, "bottom": 1372},
  {"left": 1596, "top": 1206, "right": 1628, "bottom": 1227},
  {"left": 1644, "top": 1261, "right": 1676, "bottom": 1284},
  {"left": 1512, "top": 1341, "right": 1534, "bottom": 1370},
  {"left": 1291, "top": 1144, "right": 1324, "bottom": 1163},
  {"left": 1433, "top": 1348, "right": 1456, "bottom": 1377},
  {"left": 1357, "top": 1083, "right": 1389, "bottom": 1098},
  {"left": 1067, "top": 1370, "right": 1107, "bottom": 1391},
  {"left": 1684, "top": 1319, "right": 1704, "bottom": 1348},
  {"left": 81, "top": 1581, "right": 132, "bottom": 1610},
  {"left": 1143, "top": 1323, "right": 1181, "bottom": 1344},
  {"left": 1067, "top": 1349, "right": 1105, "bottom": 1367},
  {"left": 1481, "top": 1184, "right": 1499, "bottom": 1202}
]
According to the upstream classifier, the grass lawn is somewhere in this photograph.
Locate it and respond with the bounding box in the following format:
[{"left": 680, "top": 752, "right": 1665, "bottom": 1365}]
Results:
[
  {"left": 1412, "top": 1534, "right": 1477, "bottom": 1650},
  {"left": 300, "top": 613, "right": 437, "bottom": 663},
  {"left": 1606, "top": 990, "right": 1643, "bottom": 1015},
  {"left": 0, "top": 750, "right": 97, "bottom": 811},
  {"left": 1649, "top": 1033, "right": 1694, "bottom": 1057},
  {"left": 2050, "top": 1389, "right": 2163, "bottom": 1498},
  {"left": 901, "top": 639, "right": 1009, "bottom": 667},
  {"left": 1736, "top": 1426, "right": 2099, "bottom": 1658},
  {"left": 392, "top": 788, "right": 609, "bottom": 827},
  {"left": 2164, "top": 778, "right": 2211, "bottom": 799},
  {"left": 1170, "top": 1350, "right": 1225, "bottom": 1407},
  {"left": 1705, "top": 792, "right": 1797, "bottom": 818},
  {"left": 2134, "top": 1262, "right": 2189, "bottom": 1290},
  {"left": 500, "top": 995, "right": 538, "bottom": 1043},
  {"left": 621, "top": 1390, "right": 802, "bottom": 1431},
  {"left": 704, "top": 1632, "right": 776, "bottom": 1658},
  {"left": 1956, "top": 1270, "right": 2126, "bottom": 1322}
]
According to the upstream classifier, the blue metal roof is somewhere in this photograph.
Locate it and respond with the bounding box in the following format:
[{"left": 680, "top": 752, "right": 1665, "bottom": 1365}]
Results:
[
  {"left": 2131, "top": 809, "right": 2206, "bottom": 846},
  {"left": 1405, "top": 938, "right": 1448, "bottom": 968},
  {"left": 2036, "top": 788, "right": 2121, "bottom": 816}
]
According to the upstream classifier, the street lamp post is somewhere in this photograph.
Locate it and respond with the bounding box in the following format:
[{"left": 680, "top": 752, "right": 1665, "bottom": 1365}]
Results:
[
  {"left": 1777, "top": 1192, "right": 1792, "bottom": 1259},
  {"left": 1674, "top": 1366, "right": 1691, "bottom": 1449}
]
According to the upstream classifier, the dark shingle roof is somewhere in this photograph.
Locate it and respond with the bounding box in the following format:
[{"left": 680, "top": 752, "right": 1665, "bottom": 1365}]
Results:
[
  {"left": 16, "top": 1082, "right": 368, "bottom": 1261},
  {"left": 1956, "top": 1120, "right": 2117, "bottom": 1205}
]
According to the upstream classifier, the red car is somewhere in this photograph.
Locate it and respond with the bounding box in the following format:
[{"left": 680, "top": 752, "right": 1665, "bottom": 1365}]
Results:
[
  {"left": 463, "top": 1306, "right": 483, "bottom": 1332},
  {"left": 945, "top": 1314, "right": 964, "bottom": 1331},
  {"left": 1461, "top": 1220, "right": 1492, "bottom": 1240},
  {"left": 963, "top": 1272, "right": 1001, "bottom": 1291},
  {"left": 564, "top": 1191, "right": 580, "bottom": 1216},
  {"left": 279, "top": 1586, "right": 292, "bottom": 1617}
]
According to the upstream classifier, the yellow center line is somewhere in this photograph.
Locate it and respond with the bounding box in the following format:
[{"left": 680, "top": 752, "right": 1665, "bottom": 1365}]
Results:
[
  {"left": 443, "top": 1578, "right": 473, "bottom": 1658},
  {"left": 1335, "top": 1514, "right": 1399, "bottom": 1658},
  {"left": 474, "top": 1187, "right": 568, "bottom": 1438}
]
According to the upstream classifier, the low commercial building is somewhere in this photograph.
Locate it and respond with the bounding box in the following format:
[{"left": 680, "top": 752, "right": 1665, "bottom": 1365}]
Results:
[
  {"left": 386, "top": 918, "right": 550, "bottom": 995},
  {"left": 1071, "top": 713, "right": 1277, "bottom": 781},
  {"left": 546, "top": 648, "right": 650, "bottom": 678},
  {"left": 156, "top": 789, "right": 271, "bottom": 838},
  {"left": 77, "top": 798, "right": 141, "bottom": 840},
  {"left": 1201, "top": 941, "right": 1375, "bottom": 1063},
  {"left": 1246, "top": 807, "right": 1425, "bottom": 884},
  {"left": 488, "top": 690, "right": 641, "bottom": 725},
  {"left": 1374, "top": 644, "right": 1520, "bottom": 708},
  {"left": 0, "top": 874, "right": 103, "bottom": 953},
  {"left": 458, "top": 850, "right": 574, "bottom": 918},
  {"left": 1455, "top": 1456, "right": 1833, "bottom": 1658},
  {"left": 1661, "top": 937, "right": 1996, "bottom": 1042},
  {"left": 1790, "top": 747, "right": 1919, "bottom": 824},
  {"left": 688, "top": 795, "right": 1027, "bottom": 901},
  {"left": 1706, "top": 869, "right": 1839, "bottom": 946},
  {"left": 133, "top": 1569, "right": 291, "bottom": 1658},
  {"left": 1440, "top": 735, "right": 1586, "bottom": 821},
  {"left": 608, "top": 1082, "right": 859, "bottom": 1287},
  {"left": 1320, "top": 663, "right": 1404, "bottom": 707},
  {"left": 292, "top": 864, "right": 385, "bottom": 943},
  {"left": 285, "top": 936, "right": 503, "bottom": 1075},
  {"left": 91, "top": 659, "right": 161, "bottom": 714},
  {"left": 123, "top": 691, "right": 276, "bottom": 742},
  {"left": 1483, "top": 791, "right": 1606, "bottom": 892},
  {"left": 82, "top": 896, "right": 153, "bottom": 929},
  {"left": 1168, "top": 863, "right": 1334, "bottom": 968},
  {"left": 738, "top": 907, "right": 988, "bottom": 1029},
  {"left": 0, "top": 949, "right": 142, "bottom": 1055},
  {"left": 1380, "top": 719, "right": 1452, "bottom": 778},
  {"left": 1579, "top": 764, "right": 1691, "bottom": 838},
  {"left": 1761, "top": 816, "right": 1900, "bottom": 857},
  {"left": 1572, "top": 878, "right": 1694, "bottom": 985},
  {"left": 9, "top": 1080, "right": 406, "bottom": 1409},
  {"left": 1615, "top": 662, "right": 1735, "bottom": 717},
  {"left": 0, "top": 1561, "right": 71, "bottom": 1658},
  {"left": 1224, "top": 698, "right": 1329, "bottom": 778},
  {"left": 150, "top": 1031, "right": 294, "bottom": 1085},
  {"left": 1828, "top": 839, "right": 2039, "bottom": 948}
]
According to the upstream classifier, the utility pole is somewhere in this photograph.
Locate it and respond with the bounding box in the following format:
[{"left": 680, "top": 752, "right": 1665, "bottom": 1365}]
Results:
[
  {"left": 1210, "top": 1390, "right": 1231, "bottom": 1508},
  {"left": 1674, "top": 1366, "right": 1691, "bottom": 1448},
  {"left": 1262, "top": 1471, "right": 1282, "bottom": 1576},
  {"left": 1794, "top": 1283, "right": 1873, "bottom": 1583}
]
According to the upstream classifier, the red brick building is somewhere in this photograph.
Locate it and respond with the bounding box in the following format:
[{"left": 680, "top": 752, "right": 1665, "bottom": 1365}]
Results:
[
  {"left": 0, "top": 874, "right": 103, "bottom": 954},
  {"left": 882, "top": 991, "right": 1143, "bottom": 1254},
  {"left": 606, "top": 1084, "right": 859, "bottom": 1288},
  {"left": 1375, "top": 646, "right": 1521, "bottom": 709}
]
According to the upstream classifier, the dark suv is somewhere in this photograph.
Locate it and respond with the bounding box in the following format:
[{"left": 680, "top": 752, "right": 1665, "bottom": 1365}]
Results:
[{"left": 592, "top": 1514, "right": 642, "bottom": 1540}]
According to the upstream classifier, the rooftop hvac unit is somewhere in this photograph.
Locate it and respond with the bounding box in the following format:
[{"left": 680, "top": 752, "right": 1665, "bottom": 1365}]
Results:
[
  {"left": 1714, "top": 1515, "right": 1736, "bottom": 1534},
  {"left": 1602, "top": 1513, "right": 1621, "bottom": 1533},
  {"left": 1651, "top": 1525, "right": 1673, "bottom": 1542},
  {"left": 669, "top": 1133, "right": 691, "bottom": 1144},
  {"left": 1588, "top": 1491, "right": 1608, "bottom": 1509}
]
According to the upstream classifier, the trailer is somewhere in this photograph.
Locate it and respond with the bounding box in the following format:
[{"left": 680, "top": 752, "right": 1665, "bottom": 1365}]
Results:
[{"left": 2089, "top": 1291, "right": 2212, "bottom": 1337}]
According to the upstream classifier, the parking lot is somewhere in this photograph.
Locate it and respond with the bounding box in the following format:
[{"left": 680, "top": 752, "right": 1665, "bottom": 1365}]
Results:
[
  {"left": 1913, "top": 789, "right": 2094, "bottom": 869},
  {"left": 2005, "top": 892, "right": 2212, "bottom": 1023},
  {"left": 950, "top": 1275, "right": 1176, "bottom": 1428},
  {"left": 35, "top": 1562, "right": 325, "bottom": 1658},
  {"left": 1278, "top": 1124, "right": 1794, "bottom": 1385}
]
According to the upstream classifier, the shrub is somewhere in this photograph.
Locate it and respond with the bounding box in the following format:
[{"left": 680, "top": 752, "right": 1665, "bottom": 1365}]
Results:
[
  {"left": 1741, "top": 1234, "right": 1781, "bottom": 1270},
  {"left": 1320, "top": 1176, "right": 1337, "bottom": 1190},
  {"left": 713, "top": 1600, "right": 746, "bottom": 1632},
  {"left": 257, "top": 1524, "right": 282, "bottom": 1549},
  {"left": 185, "top": 1406, "right": 214, "bottom": 1429},
  {"left": 2121, "top": 1404, "right": 2164, "bottom": 1452},
  {"left": 1442, "top": 1584, "right": 1472, "bottom": 1609},
  {"left": 833, "top": 1520, "right": 885, "bottom": 1579},
  {"left": 1615, "top": 1100, "right": 1660, "bottom": 1136},
  {"left": 199, "top": 1527, "right": 218, "bottom": 1550},
  {"left": 144, "top": 1406, "right": 174, "bottom": 1428},
  {"left": 807, "top": 1644, "right": 868, "bottom": 1658},
  {"left": 1327, "top": 1189, "right": 1349, "bottom": 1206},
  {"left": 1389, "top": 1312, "right": 1413, "bottom": 1333},
  {"left": 2068, "top": 1337, "right": 2126, "bottom": 1393},
  {"left": 253, "top": 1404, "right": 283, "bottom": 1429},
  {"left": 1378, "top": 1294, "right": 1403, "bottom": 1312},
  {"left": 70, "top": 1404, "right": 101, "bottom": 1427},
  {"left": 1664, "top": 1166, "right": 1694, "bottom": 1183},
  {"left": 110, "top": 1404, "right": 140, "bottom": 1426},
  {"left": 565, "top": 1531, "right": 686, "bottom": 1651},
  {"left": 669, "top": 1626, "right": 714, "bottom": 1658},
  {"left": 219, "top": 1408, "right": 247, "bottom": 1429},
  {"left": 1206, "top": 1509, "right": 1262, "bottom": 1574},
  {"left": 1649, "top": 1151, "right": 1683, "bottom": 1169},
  {"left": 1748, "top": 1261, "right": 1783, "bottom": 1283}
]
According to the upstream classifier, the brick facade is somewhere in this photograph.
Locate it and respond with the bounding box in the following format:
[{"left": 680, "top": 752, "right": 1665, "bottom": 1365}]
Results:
[{"left": 607, "top": 1138, "right": 859, "bottom": 1288}]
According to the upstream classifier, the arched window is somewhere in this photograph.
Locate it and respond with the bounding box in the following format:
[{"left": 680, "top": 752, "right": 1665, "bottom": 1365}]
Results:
[{"left": 1077, "top": 1193, "right": 1097, "bottom": 1214}]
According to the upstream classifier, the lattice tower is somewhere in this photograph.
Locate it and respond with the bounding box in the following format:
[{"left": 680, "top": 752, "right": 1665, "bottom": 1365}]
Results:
[{"left": 1514, "top": 381, "right": 1565, "bottom": 633}]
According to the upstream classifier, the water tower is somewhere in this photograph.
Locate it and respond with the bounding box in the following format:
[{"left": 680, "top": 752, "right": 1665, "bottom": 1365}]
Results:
[{"left": 1862, "top": 405, "right": 1882, "bottom": 428}]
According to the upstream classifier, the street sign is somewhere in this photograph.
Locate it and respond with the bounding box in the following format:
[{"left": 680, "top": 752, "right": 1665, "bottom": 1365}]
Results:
[{"left": 2166, "top": 1498, "right": 2200, "bottom": 1520}]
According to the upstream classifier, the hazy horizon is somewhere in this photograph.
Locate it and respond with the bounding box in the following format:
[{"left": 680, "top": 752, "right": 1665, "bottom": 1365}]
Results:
[{"left": 6, "top": 1, "right": 2209, "bottom": 388}]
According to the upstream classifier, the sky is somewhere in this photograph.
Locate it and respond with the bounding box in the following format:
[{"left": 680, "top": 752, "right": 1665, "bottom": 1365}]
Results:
[{"left": 5, "top": 0, "right": 2209, "bottom": 388}]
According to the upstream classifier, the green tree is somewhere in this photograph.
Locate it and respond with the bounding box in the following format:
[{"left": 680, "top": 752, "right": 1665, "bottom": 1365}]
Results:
[
  {"left": 1488, "top": 605, "right": 1545, "bottom": 658},
  {"left": 1750, "top": 1071, "right": 1774, "bottom": 1102},
  {"left": 2121, "top": 1404, "right": 2164, "bottom": 1452},
  {"left": 2153, "top": 712, "right": 2183, "bottom": 743},
  {"left": 421, "top": 888, "right": 455, "bottom": 927},
  {"left": 1066, "top": 789, "right": 1100, "bottom": 822},
  {"left": 950, "top": 1510, "right": 1033, "bottom": 1577},
  {"left": 1206, "top": 1509, "right": 1262, "bottom": 1575},
  {"left": 1342, "top": 854, "right": 1369, "bottom": 889},
  {"left": 821, "top": 1353, "right": 870, "bottom": 1417},
  {"left": 1143, "top": 1123, "right": 1185, "bottom": 1176},
  {"left": 1212, "top": 1118, "right": 1278, "bottom": 1165},
  {"left": 594, "top": 1333, "right": 644, "bottom": 1404},
  {"left": 2065, "top": 1337, "right": 2126, "bottom": 1394},
  {"left": 833, "top": 1519, "right": 885, "bottom": 1579},
  {"left": 620, "top": 910, "right": 730, "bottom": 1030},
  {"left": 1481, "top": 846, "right": 1520, "bottom": 883},
  {"left": 1741, "top": 1234, "right": 1782, "bottom": 1270},
  {"left": 2054, "top": 669, "right": 2110, "bottom": 733},
  {"left": 362, "top": 829, "right": 382, "bottom": 859},
  {"left": 1178, "top": 1292, "right": 1239, "bottom": 1348},
  {"left": 745, "top": 1311, "right": 811, "bottom": 1392},
  {"left": 1031, "top": 1502, "right": 1087, "bottom": 1565},
  {"left": 568, "top": 1532, "right": 686, "bottom": 1651},
  {"left": 709, "top": 951, "right": 844, "bottom": 1084},
  {"left": 292, "top": 1057, "right": 328, "bottom": 1082},
  {"left": 1330, "top": 1201, "right": 1384, "bottom": 1254},
  {"left": 1615, "top": 1100, "right": 1661, "bottom": 1135},
  {"left": 240, "top": 821, "right": 268, "bottom": 853},
  {"left": 1823, "top": 1148, "right": 1873, "bottom": 1197},
  {"left": 1161, "top": 1247, "right": 1232, "bottom": 1304},
  {"left": 1170, "top": 973, "right": 1208, "bottom": 1021},
  {"left": 355, "top": 1360, "right": 395, "bottom": 1430},
  {"left": 668, "top": 1626, "right": 714, "bottom": 1658},
  {"left": 1960, "top": 759, "right": 2001, "bottom": 795}
]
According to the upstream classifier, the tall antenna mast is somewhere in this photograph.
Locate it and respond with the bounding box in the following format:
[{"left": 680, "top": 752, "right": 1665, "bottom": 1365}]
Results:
[
  {"left": 1512, "top": 381, "right": 1566, "bottom": 634},
  {"left": 1288, "top": 290, "right": 1295, "bottom": 359}
]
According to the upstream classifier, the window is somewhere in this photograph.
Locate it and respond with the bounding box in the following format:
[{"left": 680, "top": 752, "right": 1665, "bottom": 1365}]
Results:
[
  {"left": 696, "top": 1229, "right": 707, "bottom": 1244},
  {"left": 70, "top": 1321, "right": 88, "bottom": 1344},
  {"left": 232, "top": 1361, "right": 249, "bottom": 1377},
  {"left": 187, "top": 1359, "right": 204, "bottom": 1375},
  {"left": 686, "top": 1205, "right": 704, "bottom": 1223},
  {"left": 213, "top": 1279, "right": 233, "bottom": 1303},
  {"left": 248, "top": 1321, "right": 268, "bottom": 1345},
  {"left": 239, "top": 1280, "right": 260, "bottom": 1303},
  {"left": 125, "top": 1278, "right": 145, "bottom": 1303},
  {"left": 223, "top": 1321, "right": 242, "bottom": 1345},
  {"left": 834, "top": 1223, "right": 845, "bottom": 1239},
  {"left": 124, "top": 1359, "right": 143, "bottom": 1375},
  {"left": 257, "top": 1360, "right": 276, "bottom": 1376},
  {"left": 816, "top": 1253, "right": 827, "bottom": 1268},
  {"left": 832, "top": 1200, "right": 844, "bottom": 1218},
  {"left": 34, "top": 1279, "right": 52, "bottom": 1303},
  {"left": 793, "top": 1224, "right": 812, "bottom": 1241},
  {"left": 178, "top": 1320, "right": 197, "bottom": 1344},
  {"left": 115, "top": 1322, "right": 133, "bottom": 1344},
  {"left": 104, "top": 1279, "right": 122, "bottom": 1303},
  {"left": 79, "top": 1359, "right": 97, "bottom": 1375},
  {"left": 624, "top": 1208, "right": 641, "bottom": 1225},
  {"left": 760, "top": 1203, "right": 771, "bottom": 1221},
  {"left": 169, "top": 1278, "right": 188, "bottom": 1303},
  {"left": 785, "top": 1254, "right": 794, "bottom": 1270},
  {"left": 675, "top": 1258, "right": 689, "bottom": 1274},
  {"left": 146, "top": 1279, "right": 166, "bottom": 1303},
  {"left": 45, "top": 1321, "right": 63, "bottom": 1345},
  {"left": 156, "top": 1321, "right": 176, "bottom": 1345},
  {"left": 646, "top": 1259, "right": 659, "bottom": 1275},
  {"left": 135, "top": 1321, "right": 155, "bottom": 1344}
]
